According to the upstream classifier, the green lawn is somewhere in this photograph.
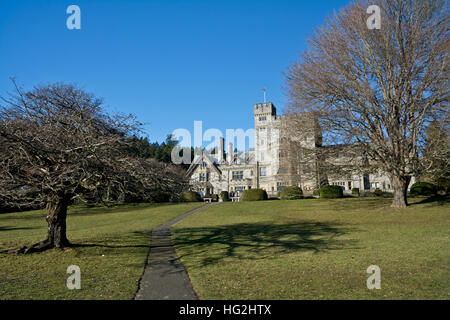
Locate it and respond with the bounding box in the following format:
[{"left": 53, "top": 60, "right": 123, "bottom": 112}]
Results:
[
  {"left": 0, "top": 202, "right": 204, "bottom": 300},
  {"left": 172, "top": 197, "right": 450, "bottom": 299}
]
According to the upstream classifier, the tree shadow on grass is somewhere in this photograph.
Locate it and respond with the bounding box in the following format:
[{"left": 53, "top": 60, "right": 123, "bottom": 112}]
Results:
[
  {"left": 0, "top": 213, "right": 47, "bottom": 220},
  {"left": 0, "top": 226, "right": 39, "bottom": 232},
  {"left": 409, "top": 195, "right": 449, "bottom": 206},
  {"left": 173, "top": 221, "right": 359, "bottom": 267},
  {"left": 48, "top": 233, "right": 152, "bottom": 257},
  {"left": 69, "top": 242, "right": 150, "bottom": 250},
  {"left": 68, "top": 232, "right": 151, "bottom": 250},
  {"left": 61, "top": 236, "right": 151, "bottom": 258}
]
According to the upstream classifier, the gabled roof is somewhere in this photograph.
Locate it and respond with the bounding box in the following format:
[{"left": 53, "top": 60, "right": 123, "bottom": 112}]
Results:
[
  {"left": 186, "top": 150, "right": 222, "bottom": 177},
  {"left": 232, "top": 151, "right": 255, "bottom": 164}
]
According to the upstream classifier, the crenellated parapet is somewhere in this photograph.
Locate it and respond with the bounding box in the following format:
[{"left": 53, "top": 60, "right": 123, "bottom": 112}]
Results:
[{"left": 253, "top": 102, "right": 277, "bottom": 116}]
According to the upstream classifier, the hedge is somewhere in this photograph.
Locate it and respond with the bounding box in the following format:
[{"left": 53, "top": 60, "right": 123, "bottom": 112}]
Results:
[
  {"left": 220, "top": 191, "right": 230, "bottom": 201},
  {"left": 351, "top": 188, "right": 360, "bottom": 195},
  {"left": 410, "top": 182, "right": 437, "bottom": 196},
  {"left": 436, "top": 178, "right": 450, "bottom": 193},
  {"left": 313, "top": 189, "right": 320, "bottom": 196},
  {"left": 241, "top": 189, "right": 268, "bottom": 201},
  {"left": 180, "top": 191, "right": 202, "bottom": 202},
  {"left": 319, "top": 185, "right": 344, "bottom": 198},
  {"left": 280, "top": 186, "right": 303, "bottom": 200},
  {"left": 373, "top": 188, "right": 383, "bottom": 197},
  {"left": 148, "top": 190, "right": 171, "bottom": 203}
]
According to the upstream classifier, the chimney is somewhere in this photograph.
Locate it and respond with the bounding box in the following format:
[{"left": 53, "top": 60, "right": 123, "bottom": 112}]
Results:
[
  {"left": 227, "top": 142, "right": 233, "bottom": 163},
  {"left": 218, "top": 137, "right": 224, "bottom": 163}
]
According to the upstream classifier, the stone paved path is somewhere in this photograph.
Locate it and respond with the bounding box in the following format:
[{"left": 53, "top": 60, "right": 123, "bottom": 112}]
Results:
[{"left": 135, "top": 203, "right": 217, "bottom": 300}]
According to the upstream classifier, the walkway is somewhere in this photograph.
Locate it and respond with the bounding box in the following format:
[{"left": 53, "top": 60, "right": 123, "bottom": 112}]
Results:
[{"left": 135, "top": 203, "right": 217, "bottom": 300}]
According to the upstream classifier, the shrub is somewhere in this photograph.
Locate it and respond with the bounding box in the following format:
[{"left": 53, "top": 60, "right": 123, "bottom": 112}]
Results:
[
  {"left": 204, "top": 193, "right": 213, "bottom": 199},
  {"left": 351, "top": 188, "right": 360, "bottom": 195},
  {"left": 180, "top": 191, "right": 202, "bottom": 202},
  {"left": 148, "top": 190, "right": 171, "bottom": 203},
  {"left": 320, "top": 185, "right": 344, "bottom": 199},
  {"left": 313, "top": 189, "right": 320, "bottom": 196},
  {"left": 241, "top": 189, "right": 268, "bottom": 201},
  {"left": 373, "top": 188, "right": 383, "bottom": 197},
  {"left": 280, "top": 186, "right": 303, "bottom": 200},
  {"left": 436, "top": 178, "right": 449, "bottom": 194},
  {"left": 211, "top": 194, "right": 219, "bottom": 201},
  {"left": 409, "top": 182, "right": 437, "bottom": 196},
  {"left": 220, "top": 191, "right": 230, "bottom": 201}
]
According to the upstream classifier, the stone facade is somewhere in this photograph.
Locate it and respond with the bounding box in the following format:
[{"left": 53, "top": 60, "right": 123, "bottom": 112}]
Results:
[{"left": 186, "top": 102, "right": 412, "bottom": 197}]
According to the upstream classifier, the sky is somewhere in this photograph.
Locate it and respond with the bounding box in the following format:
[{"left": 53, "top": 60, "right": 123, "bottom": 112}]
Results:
[{"left": 0, "top": 0, "right": 351, "bottom": 146}]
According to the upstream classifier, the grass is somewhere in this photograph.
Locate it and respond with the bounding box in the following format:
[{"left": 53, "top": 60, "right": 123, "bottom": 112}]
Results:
[
  {"left": 172, "top": 197, "right": 450, "bottom": 300},
  {"left": 0, "top": 202, "right": 204, "bottom": 300}
]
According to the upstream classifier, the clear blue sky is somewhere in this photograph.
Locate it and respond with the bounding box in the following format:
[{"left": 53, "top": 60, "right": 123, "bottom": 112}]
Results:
[{"left": 0, "top": 0, "right": 350, "bottom": 145}]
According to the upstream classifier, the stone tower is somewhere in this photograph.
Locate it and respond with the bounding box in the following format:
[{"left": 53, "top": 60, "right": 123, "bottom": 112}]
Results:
[{"left": 253, "top": 102, "right": 282, "bottom": 192}]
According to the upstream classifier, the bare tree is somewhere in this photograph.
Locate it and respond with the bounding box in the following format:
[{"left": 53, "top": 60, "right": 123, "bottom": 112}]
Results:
[
  {"left": 422, "top": 118, "right": 450, "bottom": 186},
  {"left": 281, "top": 112, "right": 328, "bottom": 191},
  {"left": 285, "top": 0, "right": 449, "bottom": 207},
  {"left": 0, "top": 81, "right": 186, "bottom": 253}
]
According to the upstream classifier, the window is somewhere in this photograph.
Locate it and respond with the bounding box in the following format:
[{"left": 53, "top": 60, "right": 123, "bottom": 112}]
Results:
[
  {"left": 260, "top": 153, "right": 265, "bottom": 161},
  {"left": 232, "top": 171, "right": 244, "bottom": 180},
  {"left": 277, "top": 182, "right": 286, "bottom": 191},
  {"left": 278, "top": 167, "right": 288, "bottom": 174},
  {"left": 259, "top": 116, "right": 267, "bottom": 121},
  {"left": 199, "top": 173, "right": 209, "bottom": 182},
  {"left": 235, "top": 186, "right": 245, "bottom": 194},
  {"left": 370, "top": 182, "right": 380, "bottom": 189},
  {"left": 260, "top": 167, "right": 267, "bottom": 176},
  {"left": 278, "top": 150, "right": 287, "bottom": 158}
]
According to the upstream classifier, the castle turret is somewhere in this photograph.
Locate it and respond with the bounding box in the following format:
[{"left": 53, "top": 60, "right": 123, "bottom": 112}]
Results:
[
  {"left": 218, "top": 137, "right": 224, "bottom": 163},
  {"left": 253, "top": 102, "right": 280, "bottom": 164},
  {"left": 227, "top": 142, "right": 233, "bottom": 163},
  {"left": 253, "top": 102, "right": 277, "bottom": 117}
]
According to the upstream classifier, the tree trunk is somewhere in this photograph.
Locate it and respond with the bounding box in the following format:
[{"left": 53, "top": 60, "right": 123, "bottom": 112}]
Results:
[
  {"left": 16, "top": 195, "right": 71, "bottom": 254},
  {"left": 45, "top": 196, "right": 71, "bottom": 248},
  {"left": 390, "top": 175, "right": 411, "bottom": 208}
]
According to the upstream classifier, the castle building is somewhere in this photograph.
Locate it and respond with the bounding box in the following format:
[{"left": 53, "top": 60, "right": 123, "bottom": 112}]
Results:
[{"left": 186, "top": 102, "right": 403, "bottom": 197}]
